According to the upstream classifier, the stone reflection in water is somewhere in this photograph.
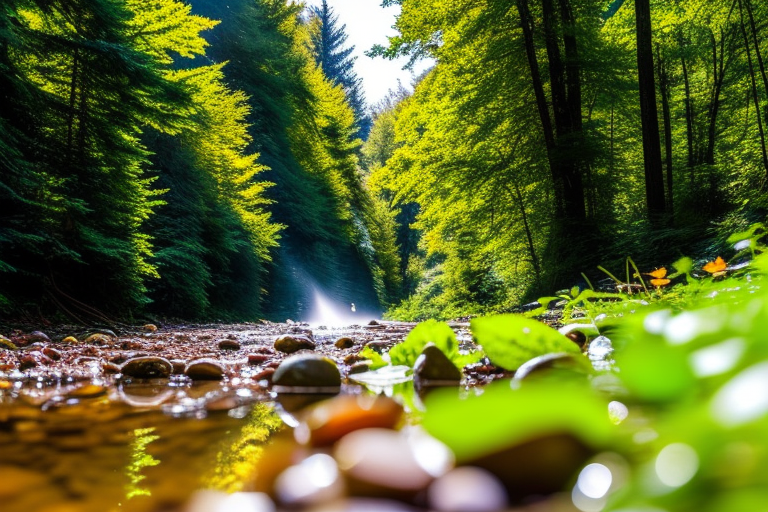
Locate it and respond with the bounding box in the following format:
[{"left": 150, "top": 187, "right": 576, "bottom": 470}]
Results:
[{"left": 0, "top": 378, "right": 283, "bottom": 512}]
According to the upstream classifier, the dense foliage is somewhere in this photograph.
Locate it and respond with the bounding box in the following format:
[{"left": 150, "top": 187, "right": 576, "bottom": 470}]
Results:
[
  {"left": 0, "top": 0, "right": 398, "bottom": 321},
  {"left": 364, "top": 0, "right": 768, "bottom": 320}
]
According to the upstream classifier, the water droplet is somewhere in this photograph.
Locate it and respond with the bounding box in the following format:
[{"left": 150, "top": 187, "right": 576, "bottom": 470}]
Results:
[{"left": 588, "top": 336, "right": 613, "bottom": 361}]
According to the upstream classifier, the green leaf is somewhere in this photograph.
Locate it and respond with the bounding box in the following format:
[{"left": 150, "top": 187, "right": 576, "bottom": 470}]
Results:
[
  {"left": 671, "top": 256, "right": 694, "bottom": 276},
  {"left": 422, "top": 381, "right": 613, "bottom": 461},
  {"left": 616, "top": 339, "right": 696, "bottom": 402},
  {"left": 389, "top": 320, "right": 481, "bottom": 369},
  {"left": 357, "top": 346, "right": 388, "bottom": 370},
  {"left": 470, "top": 314, "right": 581, "bottom": 370}
]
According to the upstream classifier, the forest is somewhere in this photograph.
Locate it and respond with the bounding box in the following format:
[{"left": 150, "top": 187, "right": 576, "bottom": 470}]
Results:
[{"left": 2, "top": 0, "right": 768, "bottom": 323}]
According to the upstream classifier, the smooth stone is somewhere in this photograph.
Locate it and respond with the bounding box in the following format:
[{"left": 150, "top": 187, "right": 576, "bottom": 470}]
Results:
[
  {"left": 185, "top": 358, "right": 225, "bottom": 381},
  {"left": 335, "top": 337, "right": 355, "bottom": 349},
  {"left": 84, "top": 333, "right": 111, "bottom": 345},
  {"left": 466, "top": 433, "right": 593, "bottom": 504},
  {"left": 512, "top": 352, "right": 591, "bottom": 381},
  {"left": 272, "top": 354, "right": 341, "bottom": 392},
  {"left": 334, "top": 428, "right": 452, "bottom": 500},
  {"left": 413, "top": 344, "right": 462, "bottom": 385},
  {"left": 61, "top": 336, "right": 79, "bottom": 344},
  {"left": 0, "top": 337, "right": 18, "bottom": 350},
  {"left": 248, "top": 353, "right": 270, "bottom": 365},
  {"left": 170, "top": 359, "right": 187, "bottom": 375},
  {"left": 218, "top": 339, "right": 241, "bottom": 350},
  {"left": 348, "top": 361, "right": 372, "bottom": 375},
  {"left": 42, "top": 347, "right": 61, "bottom": 360},
  {"left": 274, "top": 454, "right": 344, "bottom": 506},
  {"left": 274, "top": 335, "right": 316, "bottom": 354},
  {"left": 143, "top": 324, "right": 158, "bottom": 332},
  {"left": 121, "top": 356, "right": 173, "bottom": 379},
  {"left": 296, "top": 395, "right": 404, "bottom": 447},
  {"left": 428, "top": 467, "right": 508, "bottom": 512},
  {"left": 29, "top": 331, "right": 51, "bottom": 343}
]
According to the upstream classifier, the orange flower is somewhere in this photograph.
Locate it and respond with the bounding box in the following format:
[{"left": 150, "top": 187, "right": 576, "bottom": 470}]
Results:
[{"left": 703, "top": 256, "right": 727, "bottom": 274}]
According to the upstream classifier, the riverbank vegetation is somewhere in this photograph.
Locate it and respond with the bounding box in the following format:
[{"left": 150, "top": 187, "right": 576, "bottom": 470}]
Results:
[{"left": 2, "top": 0, "right": 768, "bottom": 323}]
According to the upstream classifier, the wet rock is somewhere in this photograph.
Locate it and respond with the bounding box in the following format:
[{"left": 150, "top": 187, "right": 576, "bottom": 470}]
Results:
[
  {"left": 297, "top": 395, "right": 404, "bottom": 447},
  {"left": 253, "top": 368, "right": 276, "bottom": 382},
  {"left": 272, "top": 354, "right": 341, "bottom": 392},
  {"left": 61, "top": 336, "right": 79, "bottom": 344},
  {"left": 344, "top": 353, "right": 364, "bottom": 365},
  {"left": 348, "top": 361, "right": 371, "bottom": 375},
  {"left": 252, "top": 346, "right": 275, "bottom": 355},
  {"left": 0, "top": 337, "right": 18, "bottom": 351},
  {"left": 512, "top": 352, "right": 591, "bottom": 381},
  {"left": 143, "top": 324, "right": 158, "bottom": 332},
  {"left": 334, "top": 428, "right": 453, "bottom": 500},
  {"left": 428, "top": 467, "right": 508, "bottom": 512},
  {"left": 368, "top": 320, "right": 380, "bottom": 326},
  {"left": 467, "top": 432, "right": 593, "bottom": 504},
  {"left": 185, "top": 358, "right": 225, "bottom": 381},
  {"left": 42, "top": 346, "right": 61, "bottom": 361},
  {"left": 413, "top": 344, "right": 462, "bottom": 386},
  {"left": 274, "top": 453, "right": 344, "bottom": 506},
  {"left": 102, "top": 362, "right": 121, "bottom": 374},
  {"left": 29, "top": 331, "right": 51, "bottom": 343},
  {"left": 248, "top": 353, "right": 270, "bottom": 365},
  {"left": 565, "top": 330, "right": 587, "bottom": 349},
  {"left": 364, "top": 341, "right": 389, "bottom": 353},
  {"left": 335, "top": 337, "right": 355, "bottom": 349},
  {"left": 170, "top": 359, "right": 187, "bottom": 375},
  {"left": 274, "top": 335, "right": 315, "bottom": 354},
  {"left": 218, "top": 339, "right": 241, "bottom": 350},
  {"left": 84, "top": 333, "right": 111, "bottom": 345},
  {"left": 19, "top": 353, "right": 39, "bottom": 370},
  {"left": 121, "top": 356, "right": 173, "bottom": 379}
]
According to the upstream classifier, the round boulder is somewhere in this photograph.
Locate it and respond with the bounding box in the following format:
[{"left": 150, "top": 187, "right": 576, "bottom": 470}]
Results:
[
  {"left": 121, "top": 356, "right": 173, "bottom": 379},
  {"left": 272, "top": 353, "right": 341, "bottom": 392},
  {"left": 185, "top": 358, "right": 225, "bottom": 381},
  {"left": 274, "top": 335, "right": 315, "bottom": 354}
]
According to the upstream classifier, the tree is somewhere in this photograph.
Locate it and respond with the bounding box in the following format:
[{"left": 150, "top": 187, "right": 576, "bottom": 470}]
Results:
[
  {"left": 308, "top": 0, "right": 371, "bottom": 139},
  {"left": 634, "top": 0, "right": 666, "bottom": 219}
]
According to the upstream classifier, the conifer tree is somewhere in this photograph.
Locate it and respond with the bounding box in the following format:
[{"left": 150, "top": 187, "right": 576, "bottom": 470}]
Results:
[{"left": 308, "top": 0, "right": 371, "bottom": 139}]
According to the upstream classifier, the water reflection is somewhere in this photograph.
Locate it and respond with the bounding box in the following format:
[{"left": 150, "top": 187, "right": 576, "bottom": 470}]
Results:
[{"left": 0, "top": 384, "right": 281, "bottom": 512}]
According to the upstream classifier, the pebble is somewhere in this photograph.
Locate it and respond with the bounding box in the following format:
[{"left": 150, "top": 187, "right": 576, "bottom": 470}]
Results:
[
  {"left": 185, "top": 358, "right": 225, "bottom": 380},
  {"left": 102, "top": 362, "right": 121, "bottom": 374},
  {"left": 218, "top": 339, "right": 241, "bottom": 350},
  {"left": 364, "top": 341, "right": 389, "bottom": 353},
  {"left": 348, "top": 361, "right": 372, "bottom": 375},
  {"left": 272, "top": 354, "right": 341, "bottom": 392},
  {"left": 61, "top": 336, "right": 79, "bottom": 344},
  {"left": 428, "top": 467, "right": 508, "bottom": 512},
  {"left": 274, "top": 454, "right": 344, "bottom": 506},
  {"left": 296, "top": 395, "right": 404, "bottom": 447},
  {"left": 512, "top": 353, "right": 590, "bottom": 381},
  {"left": 334, "top": 428, "right": 452, "bottom": 500},
  {"left": 248, "top": 354, "right": 270, "bottom": 365},
  {"left": 42, "top": 347, "right": 61, "bottom": 361},
  {"left": 335, "top": 337, "right": 355, "bottom": 349},
  {"left": 84, "top": 333, "right": 111, "bottom": 345},
  {"left": 413, "top": 344, "right": 462, "bottom": 386},
  {"left": 274, "top": 335, "right": 316, "bottom": 354},
  {"left": 0, "top": 337, "right": 18, "bottom": 350},
  {"left": 170, "top": 359, "right": 187, "bottom": 375},
  {"left": 121, "top": 356, "right": 173, "bottom": 379},
  {"left": 143, "top": 324, "right": 158, "bottom": 332}
]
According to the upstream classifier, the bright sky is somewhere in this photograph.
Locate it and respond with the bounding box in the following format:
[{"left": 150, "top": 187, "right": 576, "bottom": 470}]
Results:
[{"left": 301, "top": 0, "right": 433, "bottom": 107}]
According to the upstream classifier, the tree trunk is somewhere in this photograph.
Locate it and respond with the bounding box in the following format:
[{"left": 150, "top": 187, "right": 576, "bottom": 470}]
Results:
[
  {"left": 705, "top": 29, "right": 726, "bottom": 166},
  {"left": 656, "top": 45, "right": 674, "bottom": 215},
  {"left": 681, "top": 53, "right": 695, "bottom": 180},
  {"left": 738, "top": 0, "right": 768, "bottom": 177},
  {"left": 635, "top": 0, "right": 666, "bottom": 218},
  {"left": 745, "top": 0, "right": 768, "bottom": 116},
  {"left": 509, "top": 182, "right": 541, "bottom": 278}
]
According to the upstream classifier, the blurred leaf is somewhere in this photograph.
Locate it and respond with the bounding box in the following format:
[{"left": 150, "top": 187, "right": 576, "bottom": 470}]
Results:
[
  {"left": 616, "top": 338, "right": 696, "bottom": 402},
  {"left": 422, "top": 381, "right": 612, "bottom": 461},
  {"left": 357, "top": 346, "right": 388, "bottom": 370},
  {"left": 471, "top": 314, "right": 581, "bottom": 370}
]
